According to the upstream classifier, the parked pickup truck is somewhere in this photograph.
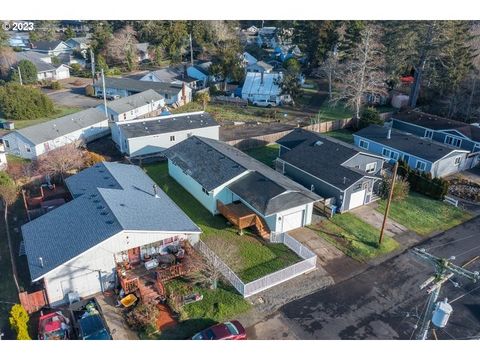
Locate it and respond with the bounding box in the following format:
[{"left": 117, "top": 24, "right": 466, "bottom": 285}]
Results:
[{"left": 69, "top": 298, "right": 112, "bottom": 340}]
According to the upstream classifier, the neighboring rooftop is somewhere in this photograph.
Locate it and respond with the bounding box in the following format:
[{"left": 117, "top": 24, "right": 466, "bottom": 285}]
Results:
[
  {"left": 193, "top": 61, "right": 212, "bottom": 76},
  {"left": 252, "top": 60, "right": 273, "bottom": 72},
  {"left": 15, "top": 51, "right": 56, "bottom": 73},
  {"left": 23, "top": 162, "right": 201, "bottom": 281},
  {"left": 145, "top": 66, "right": 197, "bottom": 83},
  {"left": 118, "top": 112, "right": 218, "bottom": 139},
  {"left": 278, "top": 128, "right": 378, "bottom": 190},
  {"left": 164, "top": 136, "right": 319, "bottom": 215},
  {"left": 95, "top": 77, "right": 184, "bottom": 96},
  {"left": 13, "top": 108, "right": 106, "bottom": 145},
  {"left": 105, "top": 89, "right": 164, "bottom": 114},
  {"left": 242, "top": 72, "right": 282, "bottom": 96},
  {"left": 30, "top": 40, "right": 65, "bottom": 51},
  {"left": 355, "top": 125, "right": 468, "bottom": 162},
  {"left": 136, "top": 42, "right": 149, "bottom": 53},
  {"left": 392, "top": 111, "right": 480, "bottom": 142}
]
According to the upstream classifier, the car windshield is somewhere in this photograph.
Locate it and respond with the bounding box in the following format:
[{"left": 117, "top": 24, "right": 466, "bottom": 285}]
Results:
[
  {"left": 192, "top": 329, "right": 216, "bottom": 340},
  {"left": 224, "top": 322, "right": 239, "bottom": 335}
]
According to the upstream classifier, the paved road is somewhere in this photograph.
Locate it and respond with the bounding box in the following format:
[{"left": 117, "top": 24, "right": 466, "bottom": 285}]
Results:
[
  {"left": 253, "top": 216, "right": 480, "bottom": 340},
  {"left": 47, "top": 89, "right": 103, "bottom": 109}
]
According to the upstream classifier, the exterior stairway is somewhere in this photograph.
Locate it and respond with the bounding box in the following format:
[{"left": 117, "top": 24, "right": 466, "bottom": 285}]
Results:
[
  {"left": 254, "top": 216, "right": 270, "bottom": 240},
  {"left": 138, "top": 277, "right": 163, "bottom": 304}
]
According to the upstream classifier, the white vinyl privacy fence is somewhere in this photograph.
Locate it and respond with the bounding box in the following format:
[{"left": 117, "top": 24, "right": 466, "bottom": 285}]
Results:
[{"left": 195, "top": 233, "right": 317, "bottom": 298}]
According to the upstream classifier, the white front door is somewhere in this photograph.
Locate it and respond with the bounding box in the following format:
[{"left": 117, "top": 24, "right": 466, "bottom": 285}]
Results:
[
  {"left": 61, "top": 271, "right": 101, "bottom": 299},
  {"left": 348, "top": 189, "right": 366, "bottom": 210},
  {"left": 281, "top": 210, "right": 304, "bottom": 233}
]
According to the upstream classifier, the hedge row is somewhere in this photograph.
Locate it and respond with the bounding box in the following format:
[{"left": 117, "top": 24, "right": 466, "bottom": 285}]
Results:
[{"left": 397, "top": 160, "right": 449, "bottom": 200}]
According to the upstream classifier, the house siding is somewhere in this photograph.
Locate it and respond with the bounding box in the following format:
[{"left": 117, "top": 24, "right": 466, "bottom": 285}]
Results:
[
  {"left": 343, "top": 153, "right": 384, "bottom": 175},
  {"left": 432, "top": 151, "right": 469, "bottom": 177},
  {"left": 44, "top": 231, "right": 196, "bottom": 305},
  {"left": 105, "top": 99, "right": 165, "bottom": 123},
  {"left": 115, "top": 125, "right": 220, "bottom": 157}
]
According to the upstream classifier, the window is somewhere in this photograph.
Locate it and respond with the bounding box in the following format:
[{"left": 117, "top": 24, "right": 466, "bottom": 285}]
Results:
[
  {"left": 403, "top": 154, "right": 410, "bottom": 163},
  {"left": 382, "top": 148, "right": 391, "bottom": 158},
  {"left": 25, "top": 145, "right": 31, "bottom": 153},
  {"left": 365, "top": 162, "right": 376, "bottom": 174},
  {"left": 123, "top": 113, "right": 127, "bottom": 120},
  {"left": 424, "top": 130, "right": 433, "bottom": 138},
  {"left": 454, "top": 156, "right": 461, "bottom": 165},
  {"left": 359, "top": 139, "right": 369, "bottom": 150},
  {"left": 474, "top": 144, "right": 480, "bottom": 153},
  {"left": 170, "top": 135, "right": 175, "bottom": 142},
  {"left": 4, "top": 140, "right": 9, "bottom": 148},
  {"left": 445, "top": 135, "right": 462, "bottom": 148},
  {"left": 391, "top": 152, "right": 399, "bottom": 160},
  {"left": 201, "top": 187, "right": 209, "bottom": 196},
  {"left": 110, "top": 114, "right": 114, "bottom": 121},
  {"left": 415, "top": 160, "right": 427, "bottom": 171}
]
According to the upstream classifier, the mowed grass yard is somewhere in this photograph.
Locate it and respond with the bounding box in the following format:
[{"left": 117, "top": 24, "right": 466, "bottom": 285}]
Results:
[
  {"left": 378, "top": 193, "right": 473, "bottom": 236},
  {"left": 324, "top": 129, "right": 355, "bottom": 144},
  {"left": 310, "top": 213, "right": 399, "bottom": 262},
  {"left": 10, "top": 106, "right": 82, "bottom": 129},
  {"left": 244, "top": 144, "right": 279, "bottom": 167},
  {"left": 144, "top": 162, "right": 300, "bottom": 283}
]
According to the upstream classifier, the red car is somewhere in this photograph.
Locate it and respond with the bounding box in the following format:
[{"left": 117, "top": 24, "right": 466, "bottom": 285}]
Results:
[{"left": 192, "top": 320, "right": 247, "bottom": 340}]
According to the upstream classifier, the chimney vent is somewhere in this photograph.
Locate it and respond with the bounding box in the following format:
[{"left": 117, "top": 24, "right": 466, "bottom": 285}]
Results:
[
  {"left": 387, "top": 128, "right": 392, "bottom": 140},
  {"left": 39, "top": 257, "right": 44, "bottom": 268},
  {"left": 153, "top": 184, "right": 160, "bottom": 198}
]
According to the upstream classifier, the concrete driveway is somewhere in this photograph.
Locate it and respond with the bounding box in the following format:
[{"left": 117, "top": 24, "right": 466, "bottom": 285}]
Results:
[
  {"left": 47, "top": 90, "right": 103, "bottom": 109},
  {"left": 351, "top": 203, "right": 408, "bottom": 238},
  {"left": 96, "top": 294, "right": 139, "bottom": 340}
]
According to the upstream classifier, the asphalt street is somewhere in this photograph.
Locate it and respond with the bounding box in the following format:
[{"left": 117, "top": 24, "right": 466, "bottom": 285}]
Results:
[{"left": 278, "top": 216, "right": 480, "bottom": 340}]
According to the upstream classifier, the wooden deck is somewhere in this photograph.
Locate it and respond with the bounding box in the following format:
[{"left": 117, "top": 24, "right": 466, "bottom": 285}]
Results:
[{"left": 217, "top": 200, "right": 270, "bottom": 239}]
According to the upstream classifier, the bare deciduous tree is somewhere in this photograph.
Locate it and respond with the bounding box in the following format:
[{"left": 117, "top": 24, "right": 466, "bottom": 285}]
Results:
[
  {"left": 104, "top": 25, "right": 139, "bottom": 69},
  {"left": 0, "top": 46, "right": 16, "bottom": 79},
  {"left": 317, "top": 49, "right": 339, "bottom": 100},
  {"left": 37, "top": 144, "right": 85, "bottom": 182},
  {"left": 332, "top": 24, "right": 387, "bottom": 120}
]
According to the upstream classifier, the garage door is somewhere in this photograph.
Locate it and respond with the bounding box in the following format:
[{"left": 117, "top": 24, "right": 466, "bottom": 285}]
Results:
[
  {"left": 348, "top": 189, "right": 366, "bottom": 210},
  {"left": 61, "top": 271, "right": 102, "bottom": 299},
  {"left": 281, "top": 210, "right": 304, "bottom": 233}
]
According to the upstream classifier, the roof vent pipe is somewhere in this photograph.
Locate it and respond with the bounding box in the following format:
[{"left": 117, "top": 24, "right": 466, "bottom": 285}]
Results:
[
  {"left": 153, "top": 184, "right": 160, "bottom": 198},
  {"left": 387, "top": 127, "right": 392, "bottom": 140},
  {"left": 39, "top": 257, "right": 44, "bottom": 268}
]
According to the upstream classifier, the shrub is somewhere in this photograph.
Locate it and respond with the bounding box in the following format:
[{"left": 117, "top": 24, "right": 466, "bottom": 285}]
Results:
[
  {"left": 125, "top": 303, "right": 159, "bottom": 332},
  {"left": 9, "top": 304, "right": 31, "bottom": 340},
  {"left": 83, "top": 151, "right": 106, "bottom": 167},
  {"left": 85, "top": 84, "right": 95, "bottom": 97},
  {"left": 9, "top": 59, "right": 38, "bottom": 84},
  {"left": 380, "top": 175, "right": 410, "bottom": 201},
  {"left": 358, "top": 107, "right": 383, "bottom": 129},
  {"left": 50, "top": 81, "right": 62, "bottom": 90},
  {"left": 397, "top": 160, "right": 449, "bottom": 200},
  {"left": 0, "top": 83, "right": 55, "bottom": 120}
]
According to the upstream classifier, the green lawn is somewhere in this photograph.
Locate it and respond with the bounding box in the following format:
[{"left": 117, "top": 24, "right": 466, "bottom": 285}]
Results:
[
  {"left": 144, "top": 162, "right": 300, "bottom": 283},
  {"left": 316, "top": 103, "right": 353, "bottom": 122},
  {"left": 11, "top": 106, "right": 82, "bottom": 129},
  {"left": 244, "top": 144, "right": 279, "bottom": 167},
  {"left": 325, "top": 129, "right": 355, "bottom": 144},
  {"left": 377, "top": 193, "right": 472, "bottom": 236},
  {"left": 310, "top": 213, "right": 399, "bottom": 262},
  {"left": 150, "top": 279, "right": 251, "bottom": 339}
]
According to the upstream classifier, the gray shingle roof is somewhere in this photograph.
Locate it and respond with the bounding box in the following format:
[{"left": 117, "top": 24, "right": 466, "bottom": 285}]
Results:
[
  {"left": 355, "top": 125, "right": 468, "bottom": 162},
  {"left": 23, "top": 162, "right": 201, "bottom": 281},
  {"left": 95, "top": 77, "right": 184, "bottom": 96},
  {"left": 106, "top": 89, "right": 164, "bottom": 114},
  {"left": 14, "top": 108, "right": 107, "bottom": 145},
  {"left": 393, "top": 111, "right": 480, "bottom": 142},
  {"left": 118, "top": 112, "right": 218, "bottom": 139},
  {"left": 31, "top": 40, "right": 64, "bottom": 51},
  {"left": 164, "top": 136, "right": 319, "bottom": 215},
  {"left": 278, "top": 129, "right": 369, "bottom": 190},
  {"left": 254, "top": 61, "right": 273, "bottom": 71},
  {"left": 16, "top": 51, "right": 56, "bottom": 73},
  {"left": 148, "top": 66, "right": 197, "bottom": 83}
]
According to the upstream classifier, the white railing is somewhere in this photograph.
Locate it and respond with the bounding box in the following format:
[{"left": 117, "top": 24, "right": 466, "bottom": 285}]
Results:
[{"left": 196, "top": 233, "right": 317, "bottom": 298}]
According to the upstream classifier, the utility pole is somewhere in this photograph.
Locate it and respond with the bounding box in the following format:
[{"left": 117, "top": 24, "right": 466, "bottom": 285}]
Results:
[
  {"left": 379, "top": 161, "right": 398, "bottom": 245},
  {"left": 90, "top": 48, "right": 95, "bottom": 84},
  {"left": 101, "top": 68, "right": 108, "bottom": 119},
  {"left": 412, "top": 248, "right": 480, "bottom": 340},
  {"left": 189, "top": 33, "right": 194, "bottom": 67}
]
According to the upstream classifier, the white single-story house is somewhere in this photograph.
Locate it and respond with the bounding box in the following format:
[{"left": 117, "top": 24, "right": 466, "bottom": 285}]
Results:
[
  {"left": 103, "top": 89, "right": 165, "bottom": 123},
  {"left": 111, "top": 111, "right": 219, "bottom": 157},
  {"left": 22, "top": 162, "right": 201, "bottom": 305},
  {"left": 94, "top": 77, "right": 192, "bottom": 107},
  {"left": 15, "top": 51, "right": 70, "bottom": 81},
  {"left": 241, "top": 71, "right": 284, "bottom": 105},
  {"left": 140, "top": 66, "right": 199, "bottom": 89},
  {"left": 164, "top": 136, "right": 320, "bottom": 237},
  {"left": 65, "top": 36, "right": 91, "bottom": 52},
  {"left": 241, "top": 52, "right": 258, "bottom": 67},
  {"left": 1, "top": 108, "right": 109, "bottom": 160}
]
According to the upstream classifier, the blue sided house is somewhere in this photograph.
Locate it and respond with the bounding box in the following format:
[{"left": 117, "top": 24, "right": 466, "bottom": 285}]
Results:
[
  {"left": 354, "top": 124, "right": 470, "bottom": 178},
  {"left": 390, "top": 111, "right": 480, "bottom": 170},
  {"left": 163, "top": 136, "right": 320, "bottom": 239},
  {"left": 276, "top": 128, "right": 385, "bottom": 213}
]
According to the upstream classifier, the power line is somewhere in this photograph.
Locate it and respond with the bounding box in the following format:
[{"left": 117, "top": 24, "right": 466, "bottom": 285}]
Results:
[
  {"left": 426, "top": 234, "right": 476, "bottom": 251},
  {"left": 450, "top": 283, "right": 480, "bottom": 304},
  {"left": 454, "top": 244, "right": 480, "bottom": 260}
]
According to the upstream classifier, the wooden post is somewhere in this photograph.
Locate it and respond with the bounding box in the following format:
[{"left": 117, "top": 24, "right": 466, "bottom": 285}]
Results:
[{"left": 379, "top": 161, "right": 398, "bottom": 245}]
